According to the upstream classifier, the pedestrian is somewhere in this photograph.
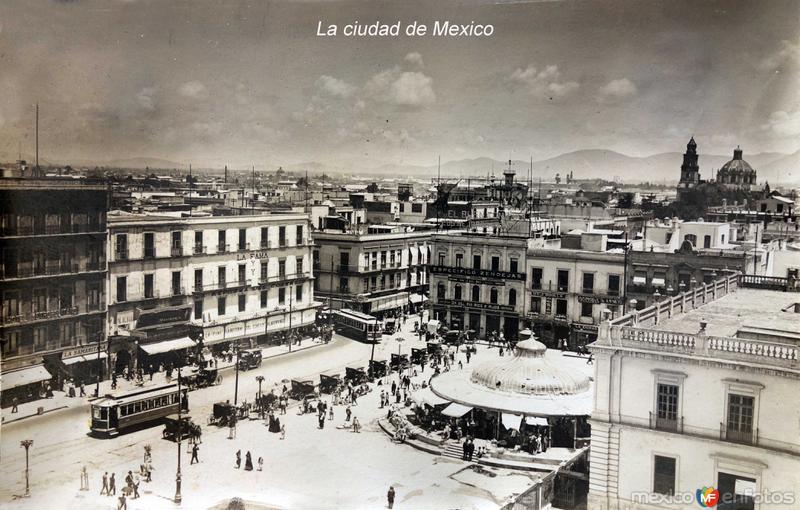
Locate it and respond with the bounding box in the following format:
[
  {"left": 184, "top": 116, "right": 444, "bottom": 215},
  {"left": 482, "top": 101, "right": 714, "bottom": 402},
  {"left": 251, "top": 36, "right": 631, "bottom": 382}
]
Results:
[
  {"left": 125, "top": 471, "right": 133, "bottom": 487},
  {"left": 132, "top": 475, "right": 140, "bottom": 499},
  {"left": 466, "top": 350, "right": 471, "bottom": 363},
  {"left": 467, "top": 439, "right": 475, "bottom": 461},
  {"left": 235, "top": 449, "right": 242, "bottom": 469},
  {"left": 80, "top": 465, "right": 89, "bottom": 491},
  {"left": 109, "top": 473, "right": 116, "bottom": 495},
  {"left": 387, "top": 486, "right": 395, "bottom": 509},
  {"left": 328, "top": 406, "right": 334, "bottom": 421},
  {"left": 391, "top": 380, "right": 397, "bottom": 396},
  {"left": 379, "top": 390, "right": 385, "bottom": 408},
  {"left": 462, "top": 439, "right": 468, "bottom": 460},
  {"left": 280, "top": 424, "right": 286, "bottom": 440},
  {"left": 11, "top": 397, "right": 18, "bottom": 413},
  {"left": 80, "top": 383, "right": 86, "bottom": 397},
  {"left": 245, "top": 451, "right": 253, "bottom": 471},
  {"left": 352, "top": 416, "right": 361, "bottom": 433},
  {"left": 101, "top": 472, "right": 109, "bottom": 495},
  {"left": 191, "top": 443, "right": 199, "bottom": 464},
  {"left": 258, "top": 457, "right": 263, "bottom": 471},
  {"left": 117, "top": 494, "right": 127, "bottom": 510},
  {"left": 458, "top": 360, "right": 463, "bottom": 370},
  {"left": 346, "top": 405, "right": 352, "bottom": 421},
  {"left": 318, "top": 413, "right": 325, "bottom": 429}
]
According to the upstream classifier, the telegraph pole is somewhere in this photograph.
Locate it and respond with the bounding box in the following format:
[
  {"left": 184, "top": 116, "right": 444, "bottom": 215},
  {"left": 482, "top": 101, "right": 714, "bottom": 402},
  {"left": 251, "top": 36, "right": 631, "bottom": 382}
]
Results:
[{"left": 174, "top": 368, "right": 182, "bottom": 504}]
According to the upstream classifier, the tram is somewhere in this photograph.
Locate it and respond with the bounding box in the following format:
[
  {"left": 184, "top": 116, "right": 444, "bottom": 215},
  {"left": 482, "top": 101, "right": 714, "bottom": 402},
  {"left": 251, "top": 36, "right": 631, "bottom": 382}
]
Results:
[
  {"left": 90, "top": 384, "right": 188, "bottom": 437},
  {"left": 332, "top": 309, "right": 381, "bottom": 343}
]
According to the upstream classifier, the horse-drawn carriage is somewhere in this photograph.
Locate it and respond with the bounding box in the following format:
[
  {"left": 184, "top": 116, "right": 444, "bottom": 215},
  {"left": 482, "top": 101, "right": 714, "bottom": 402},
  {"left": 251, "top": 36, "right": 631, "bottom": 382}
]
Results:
[
  {"left": 162, "top": 414, "right": 201, "bottom": 442},
  {"left": 369, "top": 359, "right": 388, "bottom": 379},
  {"left": 345, "top": 366, "right": 367, "bottom": 385},
  {"left": 319, "top": 371, "right": 341, "bottom": 394},
  {"left": 208, "top": 401, "right": 236, "bottom": 427}
]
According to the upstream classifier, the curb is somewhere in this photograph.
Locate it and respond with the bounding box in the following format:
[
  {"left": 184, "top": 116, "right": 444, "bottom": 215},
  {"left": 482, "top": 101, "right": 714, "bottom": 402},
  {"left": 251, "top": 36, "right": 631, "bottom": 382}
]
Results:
[{"left": 2, "top": 404, "right": 69, "bottom": 425}]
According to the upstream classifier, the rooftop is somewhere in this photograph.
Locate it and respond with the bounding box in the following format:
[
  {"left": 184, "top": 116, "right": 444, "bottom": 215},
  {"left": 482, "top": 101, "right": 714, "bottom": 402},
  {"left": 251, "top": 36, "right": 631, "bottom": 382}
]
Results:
[{"left": 654, "top": 287, "right": 800, "bottom": 338}]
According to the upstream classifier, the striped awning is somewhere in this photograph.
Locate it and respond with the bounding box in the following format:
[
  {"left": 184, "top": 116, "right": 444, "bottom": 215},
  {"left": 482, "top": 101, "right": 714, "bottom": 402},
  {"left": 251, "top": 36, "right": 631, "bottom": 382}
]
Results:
[{"left": 139, "top": 337, "right": 196, "bottom": 355}]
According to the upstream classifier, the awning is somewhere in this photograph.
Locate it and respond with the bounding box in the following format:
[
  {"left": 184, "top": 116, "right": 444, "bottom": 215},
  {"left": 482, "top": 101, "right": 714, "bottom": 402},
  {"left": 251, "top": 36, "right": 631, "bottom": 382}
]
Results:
[
  {"left": 409, "top": 293, "right": 428, "bottom": 304},
  {"left": 62, "top": 352, "right": 109, "bottom": 365},
  {"left": 2, "top": 365, "right": 52, "bottom": 390},
  {"left": 442, "top": 402, "right": 473, "bottom": 417},
  {"left": 412, "top": 387, "right": 449, "bottom": 407},
  {"left": 652, "top": 277, "right": 666, "bottom": 286},
  {"left": 525, "top": 416, "right": 549, "bottom": 427},
  {"left": 502, "top": 413, "right": 523, "bottom": 430},
  {"left": 139, "top": 337, "right": 196, "bottom": 355},
  {"left": 633, "top": 275, "right": 647, "bottom": 284}
]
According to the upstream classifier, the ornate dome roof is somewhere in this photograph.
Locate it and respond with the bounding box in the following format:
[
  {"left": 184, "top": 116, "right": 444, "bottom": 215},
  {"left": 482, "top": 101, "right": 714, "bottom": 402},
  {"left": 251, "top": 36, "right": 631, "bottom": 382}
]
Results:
[
  {"left": 719, "top": 146, "right": 755, "bottom": 175},
  {"left": 469, "top": 339, "right": 590, "bottom": 396}
]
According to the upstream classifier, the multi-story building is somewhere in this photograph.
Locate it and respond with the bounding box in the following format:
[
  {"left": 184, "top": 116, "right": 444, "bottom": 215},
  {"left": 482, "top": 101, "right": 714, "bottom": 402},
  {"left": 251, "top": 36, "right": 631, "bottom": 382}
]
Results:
[
  {"left": 428, "top": 231, "right": 527, "bottom": 339},
  {"left": 527, "top": 232, "right": 625, "bottom": 348},
  {"left": 1, "top": 178, "right": 109, "bottom": 406},
  {"left": 588, "top": 273, "right": 800, "bottom": 510},
  {"left": 313, "top": 227, "right": 430, "bottom": 317},
  {"left": 107, "top": 213, "right": 319, "bottom": 370}
]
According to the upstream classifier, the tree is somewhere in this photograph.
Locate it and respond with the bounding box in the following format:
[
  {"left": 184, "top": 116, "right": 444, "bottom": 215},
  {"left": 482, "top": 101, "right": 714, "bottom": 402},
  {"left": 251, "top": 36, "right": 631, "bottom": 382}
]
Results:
[
  {"left": 296, "top": 176, "right": 308, "bottom": 188},
  {"left": 366, "top": 182, "right": 379, "bottom": 193}
]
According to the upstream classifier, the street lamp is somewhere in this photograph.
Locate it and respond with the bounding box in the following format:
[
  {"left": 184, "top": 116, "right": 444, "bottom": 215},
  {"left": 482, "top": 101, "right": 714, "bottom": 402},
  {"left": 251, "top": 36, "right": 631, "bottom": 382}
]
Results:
[
  {"left": 175, "top": 367, "right": 182, "bottom": 504},
  {"left": 20, "top": 439, "right": 33, "bottom": 497},
  {"left": 256, "top": 375, "right": 265, "bottom": 403}
]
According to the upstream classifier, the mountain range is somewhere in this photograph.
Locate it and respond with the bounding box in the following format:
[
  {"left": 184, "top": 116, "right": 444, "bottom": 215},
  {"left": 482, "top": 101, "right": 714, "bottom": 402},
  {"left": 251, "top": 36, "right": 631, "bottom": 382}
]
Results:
[{"left": 2, "top": 149, "right": 798, "bottom": 184}]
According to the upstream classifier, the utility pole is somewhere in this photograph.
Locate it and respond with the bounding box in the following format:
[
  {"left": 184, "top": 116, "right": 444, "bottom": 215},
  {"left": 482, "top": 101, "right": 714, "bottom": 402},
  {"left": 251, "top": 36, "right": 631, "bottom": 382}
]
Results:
[
  {"left": 233, "top": 343, "right": 240, "bottom": 405},
  {"left": 174, "top": 368, "right": 182, "bottom": 504},
  {"left": 95, "top": 335, "right": 102, "bottom": 398},
  {"left": 20, "top": 440, "right": 33, "bottom": 497}
]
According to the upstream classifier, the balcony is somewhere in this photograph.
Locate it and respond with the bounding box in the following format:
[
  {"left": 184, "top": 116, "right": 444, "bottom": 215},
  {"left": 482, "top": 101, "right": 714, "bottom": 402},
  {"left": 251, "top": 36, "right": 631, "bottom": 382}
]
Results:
[
  {"left": 194, "top": 245, "right": 206, "bottom": 255},
  {"left": 217, "top": 244, "right": 229, "bottom": 253},
  {"left": 650, "top": 412, "right": 683, "bottom": 433},
  {"left": 238, "top": 242, "right": 250, "bottom": 252},
  {"left": 0, "top": 306, "right": 82, "bottom": 326},
  {"left": 720, "top": 423, "right": 758, "bottom": 445},
  {"left": 172, "top": 286, "right": 186, "bottom": 297},
  {"left": 115, "top": 251, "right": 129, "bottom": 261},
  {"left": 171, "top": 245, "right": 183, "bottom": 257},
  {"left": 144, "top": 247, "right": 156, "bottom": 259}
]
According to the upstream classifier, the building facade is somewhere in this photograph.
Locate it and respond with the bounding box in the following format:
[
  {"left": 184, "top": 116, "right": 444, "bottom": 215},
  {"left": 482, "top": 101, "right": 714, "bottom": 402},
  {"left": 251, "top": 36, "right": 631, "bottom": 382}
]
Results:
[
  {"left": 1, "top": 179, "right": 109, "bottom": 406},
  {"left": 313, "top": 228, "right": 430, "bottom": 317},
  {"left": 429, "top": 232, "right": 527, "bottom": 340},
  {"left": 588, "top": 274, "right": 800, "bottom": 510}
]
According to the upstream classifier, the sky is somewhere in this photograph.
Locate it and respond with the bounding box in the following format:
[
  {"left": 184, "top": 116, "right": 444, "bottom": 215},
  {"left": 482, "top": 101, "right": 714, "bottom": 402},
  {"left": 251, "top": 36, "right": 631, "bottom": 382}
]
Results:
[{"left": 0, "top": 0, "right": 798, "bottom": 171}]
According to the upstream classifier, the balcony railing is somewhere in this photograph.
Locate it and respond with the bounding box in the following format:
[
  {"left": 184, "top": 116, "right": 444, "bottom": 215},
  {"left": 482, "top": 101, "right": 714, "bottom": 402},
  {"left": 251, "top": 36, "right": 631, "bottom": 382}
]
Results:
[
  {"left": 720, "top": 423, "right": 758, "bottom": 445},
  {"left": 238, "top": 242, "right": 250, "bottom": 252},
  {"left": 650, "top": 412, "right": 683, "bottom": 433},
  {"left": 0, "top": 306, "right": 82, "bottom": 326},
  {"left": 171, "top": 246, "right": 183, "bottom": 257},
  {"left": 739, "top": 274, "right": 799, "bottom": 292},
  {"left": 115, "top": 251, "right": 129, "bottom": 261},
  {"left": 194, "top": 245, "right": 206, "bottom": 255},
  {"left": 144, "top": 247, "right": 156, "bottom": 259},
  {"left": 217, "top": 243, "right": 229, "bottom": 253}
]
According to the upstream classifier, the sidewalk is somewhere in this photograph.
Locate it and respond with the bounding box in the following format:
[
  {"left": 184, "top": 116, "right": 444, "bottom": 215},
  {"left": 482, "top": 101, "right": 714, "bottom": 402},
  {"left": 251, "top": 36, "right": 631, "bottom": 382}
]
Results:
[{"left": 0, "top": 336, "right": 327, "bottom": 425}]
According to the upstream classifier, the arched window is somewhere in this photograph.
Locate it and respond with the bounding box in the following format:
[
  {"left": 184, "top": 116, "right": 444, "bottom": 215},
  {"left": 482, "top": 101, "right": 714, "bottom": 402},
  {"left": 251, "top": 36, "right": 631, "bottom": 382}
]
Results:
[
  {"left": 508, "top": 288, "right": 517, "bottom": 307},
  {"left": 437, "top": 283, "right": 446, "bottom": 300},
  {"left": 472, "top": 285, "right": 480, "bottom": 302},
  {"left": 684, "top": 234, "right": 697, "bottom": 247},
  {"left": 490, "top": 287, "right": 498, "bottom": 304},
  {"left": 454, "top": 284, "right": 462, "bottom": 301}
]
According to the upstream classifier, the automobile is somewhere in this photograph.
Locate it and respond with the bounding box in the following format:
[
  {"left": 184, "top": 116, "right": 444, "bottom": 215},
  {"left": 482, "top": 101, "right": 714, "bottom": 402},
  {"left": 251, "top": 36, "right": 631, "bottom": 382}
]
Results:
[
  {"left": 162, "top": 414, "right": 200, "bottom": 442},
  {"left": 208, "top": 401, "right": 236, "bottom": 427},
  {"left": 238, "top": 349, "right": 263, "bottom": 371}
]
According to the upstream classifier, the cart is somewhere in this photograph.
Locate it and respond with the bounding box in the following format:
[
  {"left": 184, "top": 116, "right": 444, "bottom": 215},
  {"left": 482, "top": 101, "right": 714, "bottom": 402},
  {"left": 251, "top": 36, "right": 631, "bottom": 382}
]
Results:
[
  {"left": 319, "top": 371, "right": 341, "bottom": 394},
  {"left": 208, "top": 401, "right": 236, "bottom": 427}
]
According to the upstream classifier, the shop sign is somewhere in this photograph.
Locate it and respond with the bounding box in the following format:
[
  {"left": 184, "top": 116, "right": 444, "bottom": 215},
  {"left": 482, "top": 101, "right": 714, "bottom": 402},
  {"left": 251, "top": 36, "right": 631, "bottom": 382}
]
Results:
[
  {"left": 205, "top": 325, "right": 225, "bottom": 344},
  {"left": 429, "top": 265, "right": 525, "bottom": 281},
  {"left": 62, "top": 344, "right": 107, "bottom": 358},
  {"left": 530, "top": 289, "right": 568, "bottom": 299},
  {"left": 225, "top": 322, "right": 245, "bottom": 340},
  {"left": 447, "top": 276, "right": 506, "bottom": 286},
  {"left": 245, "top": 318, "right": 266, "bottom": 336},
  {"left": 135, "top": 305, "right": 192, "bottom": 329},
  {"left": 440, "top": 299, "right": 515, "bottom": 313},
  {"left": 578, "top": 294, "right": 623, "bottom": 305}
]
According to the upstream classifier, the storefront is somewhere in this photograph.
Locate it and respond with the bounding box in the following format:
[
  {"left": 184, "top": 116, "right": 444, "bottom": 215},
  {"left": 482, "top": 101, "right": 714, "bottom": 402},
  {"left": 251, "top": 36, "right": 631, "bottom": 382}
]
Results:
[
  {"left": 199, "top": 305, "right": 319, "bottom": 350},
  {"left": 58, "top": 345, "right": 108, "bottom": 386},
  {"left": 1, "top": 365, "right": 53, "bottom": 408},
  {"left": 363, "top": 292, "right": 410, "bottom": 319},
  {"left": 132, "top": 304, "right": 196, "bottom": 371}
]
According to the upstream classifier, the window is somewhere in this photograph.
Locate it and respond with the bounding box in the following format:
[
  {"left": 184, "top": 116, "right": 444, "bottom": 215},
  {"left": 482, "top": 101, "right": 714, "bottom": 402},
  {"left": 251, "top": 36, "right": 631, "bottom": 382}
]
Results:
[
  {"left": 238, "top": 264, "right": 246, "bottom": 284},
  {"left": 116, "top": 277, "right": 127, "bottom": 303},
  {"left": 608, "top": 274, "right": 621, "bottom": 296},
  {"left": 260, "top": 261, "right": 268, "bottom": 281},
  {"left": 296, "top": 285, "right": 303, "bottom": 302},
  {"left": 509, "top": 258, "right": 518, "bottom": 273},
  {"left": 296, "top": 225, "right": 304, "bottom": 245},
  {"left": 531, "top": 268, "right": 543, "bottom": 289},
  {"left": 144, "top": 233, "right": 155, "bottom": 258},
  {"left": 195, "top": 231, "right": 203, "bottom": 253},
  {"left": 218, "top": 266, "right": 226, "bottom": 287},
  {"left": 683, "top": 234, "right": 697, "bottom": 247},
  {"left": 194, "top": 299, "right": 203, "bottom": 320},
  {"left": 33, "top": 326, "right": 47, "bottom": 350},
  {"left": 380, "top": 251, "right": 387, "bottom": 267},
  {"left": 260, "top": 290, "right": 268, "bottom": 308},
  {"left": 437, "top": 283, "right": 446, "bottom": 300},
  {"left": 115, "top": 234, "right": 128, "bottom": 260},
  {"left": 33, "top": 288, "right": 47, "bottom": 313},
  {"left": 703, "top": 235, "right": 711, "bottom": 248},
  {"left": 454, "top": 284, "right": 462, "bottom": 301},
  {"left": 438, "top": 253, "right": 445, "bottom": 266},
  {"left": 656, "top": 384, "right": 679, "bottom": 426},
  {"left": 490, "top": 287, "right": 498, "bottom": 304},
  {"left": 279, "top": 226, "right": 286, "bottom": 247},
  {"left": 653, "top": 455, "right": 676, "bottom": 495},
  {"left": 278, "top": 259, "right": 286, "bottom": 278},
  {"left": 260, "top": 227, "right": 269, "bottom": 248},
  {"left": 194, "top": 269, "right": 203, "bottom": 290},
  {"left": 296, "top": 256, "right": 303, "bottom": 275},
  {"left": 238, "top": 294, "right": 246, "bottom": 312},
  {"left": 239, "top": 228, "right": 247, "bottom": 251},
  {"left": 726, "top": 394, "right": 755, "bottom": 442},
  {"left": 581, "top": 302, "right": 592, "bottom": 318},
  {"left": 172, "top": 231, "right": 182, "bottom": 252},
  {"left": 217, "top": 296, "right": 226, "bottom": 316},
  {"left": 172, "top": 271, "right": 181, "bottom": 295},
  {"left": 278, "top": 287, "right": 286, "bottom": 304},
  {"left": 473, "top": 255, "right": 481, "bottom": 270},
  {"left": 472, "top": 285, "right": 480, "bottom": 302},
  {"left": 491, "top": 256, "right": 500, "bottom": 272},
  {"left": 508, "top": 288, "right": 517, "bottom": 307},
  {"left": 530, "top": 297, "right": 541, "bottom": 313},
  {"left": 339, "top": 277, "right": 349, "bottom": 293},
  {"left": 218, "top": 230, "right": 226, "bottom": 252},
  {"left": 455, "top": 253, "right": 463, "bottom": 267},
  {"left": 339, "top": 251, "right": 349, "bottom": 270},
  {"left": 144, "top": 274, "right": 154, "bottom": 299},
  {"left": 557, "top": 270, "right": 569, "bottom": 292},
  {"left": 582, "top": 273, "right": 594, "bottom": 294},
  {"left": 555, "top": 299, "right": 567, "bottom": 316}
]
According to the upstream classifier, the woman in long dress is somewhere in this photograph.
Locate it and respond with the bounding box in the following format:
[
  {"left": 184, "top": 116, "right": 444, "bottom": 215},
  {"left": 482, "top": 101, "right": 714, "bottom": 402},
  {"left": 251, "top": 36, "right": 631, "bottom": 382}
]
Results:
[{"left": 244, "top": 451, "right": 253, "bottom": 471}]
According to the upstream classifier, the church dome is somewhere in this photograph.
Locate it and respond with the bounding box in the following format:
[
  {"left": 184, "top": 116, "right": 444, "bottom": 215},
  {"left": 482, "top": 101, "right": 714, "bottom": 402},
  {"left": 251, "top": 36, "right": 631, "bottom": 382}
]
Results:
[
  {"left": 470, "top": 339, "right": 591, "bottom": 396},
  {"left": 719, "top": 146, "right": 755, "bottom": 175}
]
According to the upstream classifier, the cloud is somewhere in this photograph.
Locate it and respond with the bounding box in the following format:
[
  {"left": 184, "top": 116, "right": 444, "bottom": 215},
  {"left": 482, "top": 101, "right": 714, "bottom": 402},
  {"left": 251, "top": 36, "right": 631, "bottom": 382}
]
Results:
[
  {"left": 404, "top": 52, "right": 424, "bottom": 68},
  {"left": 598, "top": 78, "right": 638, "bottom": 103},
  {"left": 509, "top": 64, "right": 579, "bottom": 99},
  {"left": 758, "top": 39, "right": 800, "bottom": 72},
  {"left": 135, "top": 87, "right": 158, "bottom": 112},
  {"left": 316, "top": 75, "right": 356, "bottom": 98},
  {"left": 762, "top": 109, "right": 800, "bottom": 137},
  {"left": 178, "top": 80, "right": 208, "bottom": 99},
  {"left": 365, "top": 67, "right": 436, "bottom": 106}
]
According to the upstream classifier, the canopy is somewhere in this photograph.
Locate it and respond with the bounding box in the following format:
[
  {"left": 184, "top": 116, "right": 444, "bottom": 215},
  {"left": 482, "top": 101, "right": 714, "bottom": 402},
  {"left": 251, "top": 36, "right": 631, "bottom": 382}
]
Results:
[
  {"left": 525, "top": 416, "right": 549, "bottom": 427},
  {"left": 139, "top": 337, "right": 196, "bottom": 355},
  {"left": 62, "top": 352, "right": 108, "bottom": 365},
  {"left": 409, "top": 293, "right": 428, "bottom": 304},
  {"left": 2, "top": 365, "right": 52, "bottom": 390},
  {"left": 412, "top": 386, "right": 449, "bottom": 407},
  {"left": 442, "top": 402, "right": 473, "bottom": 418},
  {"left": 502, "top": 413, "right": 523, "bottom": 430}
]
